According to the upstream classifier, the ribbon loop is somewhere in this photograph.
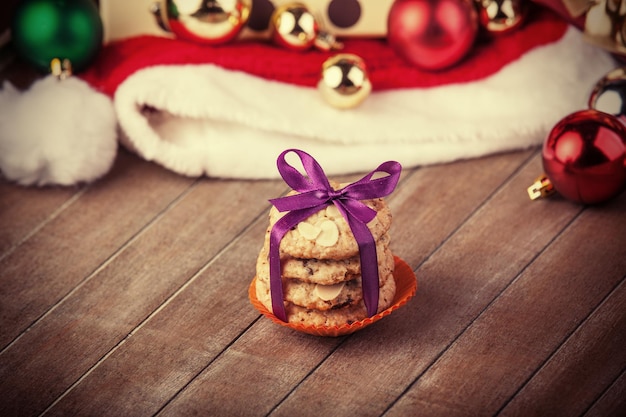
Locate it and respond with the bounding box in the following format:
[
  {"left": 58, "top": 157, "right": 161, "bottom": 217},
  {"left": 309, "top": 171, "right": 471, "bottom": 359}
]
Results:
[
  {"left": 275, "top": 149, "right": 332, "bottom": 193},
  {"left": 268, "top": 149, "right": 402, "bottom": 322}
]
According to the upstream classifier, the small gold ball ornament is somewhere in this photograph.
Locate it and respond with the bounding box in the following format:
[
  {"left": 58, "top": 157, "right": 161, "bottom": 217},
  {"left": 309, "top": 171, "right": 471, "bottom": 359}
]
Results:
[
  {"left": 151, "top": 0, "right": 252, "bottom": 44},
  {"left": 270, "top": 2, "right": 342, "bottom": 51},
  {"left": 318, "top": 54, "right": 371, "bottom": 109},
  {"left": 474, "top": 0, "right": 526, "bottom": 34}
]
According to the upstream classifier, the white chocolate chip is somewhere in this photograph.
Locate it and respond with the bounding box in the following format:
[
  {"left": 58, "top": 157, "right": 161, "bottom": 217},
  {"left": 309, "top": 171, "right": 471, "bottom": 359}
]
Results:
[
  {"left": 316, "top": 220, "right": 339, "bottom": 247},
  {"left": 314, "top": 282, "right": 346, "bottom": 301},
  {"left": 297, "top": 222, "right": 321, "bottom": 240}
]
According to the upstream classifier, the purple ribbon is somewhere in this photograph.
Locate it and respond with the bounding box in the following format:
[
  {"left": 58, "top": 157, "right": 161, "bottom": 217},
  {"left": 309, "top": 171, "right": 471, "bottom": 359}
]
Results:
[{"left": 268, "top": 149, "right": 402, "bottom": 322}]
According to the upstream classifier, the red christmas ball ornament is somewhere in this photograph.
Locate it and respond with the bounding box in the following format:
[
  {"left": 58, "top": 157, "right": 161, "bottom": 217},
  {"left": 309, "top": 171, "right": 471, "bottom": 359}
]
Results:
[
  {"left": 387, "top": 0, "right": 479, "bottom": 71},
  {"left": 530, "top": 109, "right": 626, "bottom": 205}
]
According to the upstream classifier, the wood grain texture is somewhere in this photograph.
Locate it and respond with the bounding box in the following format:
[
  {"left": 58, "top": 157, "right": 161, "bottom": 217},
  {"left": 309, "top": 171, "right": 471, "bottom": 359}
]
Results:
[
  {"left": 43, "top": 197, "right": 284, "bottom": 417},
  {"left": 0, "top": 181, "right": 78, "bottom": 256},
  {"left": 499, "top": 278, "right": 626, "bottom": 417},
  {"left": 0, "top": 151, "right": 194, "bottom": 349},
  {"left": 0, "top": 172, "right": 283, "bottom": 416},
  {"left": 584, "top": 369, "right": 626, "bottom": 417},
  {"left": 384, "top": 192, "right": 626, "bottom": 417}
]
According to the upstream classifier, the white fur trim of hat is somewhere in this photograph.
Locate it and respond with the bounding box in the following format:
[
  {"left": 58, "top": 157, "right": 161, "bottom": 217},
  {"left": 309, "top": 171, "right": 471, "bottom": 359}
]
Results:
[{"left": 113, "top": 26, "right": 615, "bottom": 179}]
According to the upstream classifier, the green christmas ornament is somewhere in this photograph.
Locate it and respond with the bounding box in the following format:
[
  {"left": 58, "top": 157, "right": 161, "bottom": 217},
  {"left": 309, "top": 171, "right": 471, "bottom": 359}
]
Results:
[{"left": 11, "top": 0, "right": 103, "bottom": 73}]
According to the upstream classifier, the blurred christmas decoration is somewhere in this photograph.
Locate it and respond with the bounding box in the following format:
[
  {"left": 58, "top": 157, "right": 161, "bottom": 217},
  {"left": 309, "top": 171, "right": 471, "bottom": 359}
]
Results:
[
  {"left": 386, "top": 0, "right": 479, "bottom": 70},
  {"left": 147, "top": 1, "right": 344, "bottom": 105},
  {"left": 474, "top": 0, "right": 528, "bottom": 34},
  {"left": 150, "top": 0, "right": 252, "bottom": 44},
  {"left": 536, "top": 0, "right": 626, "bottom": 57},
  {"left": 270, "top": 2, "right": 342, "bottom": 51},
  {"left": 528, "top": 109, "right": 626, "bottom": 204},
  {"left": 317, "top": 53, "right": 371, "bottom": 109},
  {"left": 11, "top": 0, "right": 103, "bottom": 73}
]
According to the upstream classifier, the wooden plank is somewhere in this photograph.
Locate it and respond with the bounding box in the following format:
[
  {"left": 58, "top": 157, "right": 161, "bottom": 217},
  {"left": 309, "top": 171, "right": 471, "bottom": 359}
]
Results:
[
  {"left": 159, "top": 320, "right": 344, "bottom": 417},
  {"left": 265, "top": 152, "right": 584, "bottom": 417},
  {"left": 498, "top": 277, "right": 626, "bottom": 417},
  {"left": 383, "top": 193, "right": 626, "bottom": 416},
  {"left": 383, "top": 150, "right": 537, "bottom": 266},
  {"left": 0, "top": 177, "right": 284, "bottom": 416},
  {"left": 0, "top": 150, "right": 194, "bottom": 349},
  {"left": 0, "top": 180, "right": 79, "bottom": 256},
  {"left": 584, "top": 368, "right": 626, "bottom": 417}
]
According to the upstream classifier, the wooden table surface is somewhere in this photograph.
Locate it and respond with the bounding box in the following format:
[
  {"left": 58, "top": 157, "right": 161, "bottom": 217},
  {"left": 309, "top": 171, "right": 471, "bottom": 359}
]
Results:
[{"left": 1, "top": 61, "right": 625, "bottom": 417}]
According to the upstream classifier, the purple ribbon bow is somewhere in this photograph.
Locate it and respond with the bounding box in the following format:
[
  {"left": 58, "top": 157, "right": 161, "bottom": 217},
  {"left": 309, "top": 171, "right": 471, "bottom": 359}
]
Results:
[{"left": 268, "top": 149, "right": 402, "bottom": 322}]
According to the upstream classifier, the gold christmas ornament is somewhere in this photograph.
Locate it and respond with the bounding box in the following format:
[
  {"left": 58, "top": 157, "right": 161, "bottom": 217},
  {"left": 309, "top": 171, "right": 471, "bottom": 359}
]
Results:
[
  {"left": 474, "top": 0, "right": 527, "bottom": 34},
  {"left": 318, "top": 53, "right": 371, "bottom": 109},
  {"left": 151, "top": 0, "right": 252, "bottom": 44},
  {"left": 270, "top": 2, "right": 342, "bottom": 51}
]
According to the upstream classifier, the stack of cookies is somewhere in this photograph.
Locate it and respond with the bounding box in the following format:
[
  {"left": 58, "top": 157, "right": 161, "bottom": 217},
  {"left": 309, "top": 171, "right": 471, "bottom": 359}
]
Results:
[{"left": 255, "top": 190, "right": 396, "bottom": 327}]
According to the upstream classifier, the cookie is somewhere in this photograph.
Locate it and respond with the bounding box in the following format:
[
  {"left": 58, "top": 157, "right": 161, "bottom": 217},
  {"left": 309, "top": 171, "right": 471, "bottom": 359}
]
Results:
[
  {"left": 256, "top": 268, "right": 394, "bottom": 311},
  {"left": 267, "top": 195, "right": 392, "bottom": 260},
  {"left": 256, "top": 232, "right": 393, "bottom": 285},
  {"left": 255, "top": 272, "right": 397, "bottom": 326}
]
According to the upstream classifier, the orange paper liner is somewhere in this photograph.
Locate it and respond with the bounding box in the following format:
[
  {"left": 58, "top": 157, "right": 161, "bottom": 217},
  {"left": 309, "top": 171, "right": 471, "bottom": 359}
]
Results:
[{"left": 248, "top": 256, "right": 417, "bottom": 337}]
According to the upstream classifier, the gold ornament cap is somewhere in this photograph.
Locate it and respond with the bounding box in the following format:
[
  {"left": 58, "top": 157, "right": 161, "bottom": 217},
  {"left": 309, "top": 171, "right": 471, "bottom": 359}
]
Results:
[
  {"left": 318, "top": 53, "right": 372, "bottom": 109},
  {"left": 527, "top": 174, "right": 556, "bottom": 200}
]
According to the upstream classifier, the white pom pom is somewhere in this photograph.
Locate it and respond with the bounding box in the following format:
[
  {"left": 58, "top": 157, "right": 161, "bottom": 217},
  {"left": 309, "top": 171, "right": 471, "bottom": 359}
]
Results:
[{"left": 0, "top": 75, "right": 117, "bottom": 186}]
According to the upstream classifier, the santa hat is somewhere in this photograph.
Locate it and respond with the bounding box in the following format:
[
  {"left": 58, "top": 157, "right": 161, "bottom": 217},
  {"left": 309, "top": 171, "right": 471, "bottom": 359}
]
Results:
[{"left": 0, "top": 2, "right": 617, "bottom": 185}]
